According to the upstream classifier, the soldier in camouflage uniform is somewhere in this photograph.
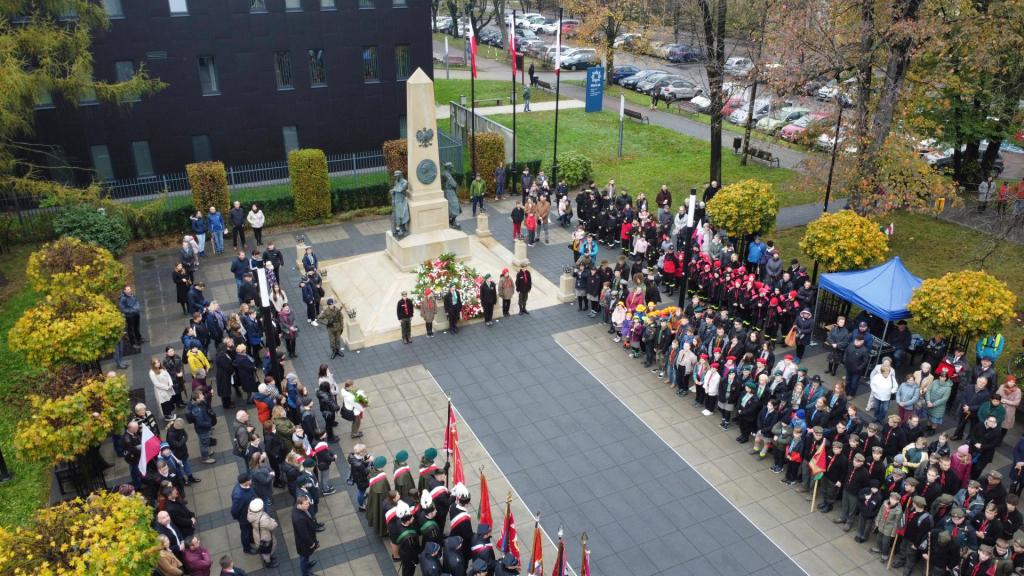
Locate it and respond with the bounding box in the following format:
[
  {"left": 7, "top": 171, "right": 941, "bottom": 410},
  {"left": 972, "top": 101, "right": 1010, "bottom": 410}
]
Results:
[{"left": 316, "top": 298, "right": 346, "bottom": 359}]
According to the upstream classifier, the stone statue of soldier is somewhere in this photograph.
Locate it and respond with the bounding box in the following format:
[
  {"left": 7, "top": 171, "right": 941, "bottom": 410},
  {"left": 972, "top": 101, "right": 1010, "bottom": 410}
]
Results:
[
  {"left": 442, "top": 162, "right": 461, "bottom": 230},
  {"left": 391, "top": 170, "right": 410, "bottom": 237}
]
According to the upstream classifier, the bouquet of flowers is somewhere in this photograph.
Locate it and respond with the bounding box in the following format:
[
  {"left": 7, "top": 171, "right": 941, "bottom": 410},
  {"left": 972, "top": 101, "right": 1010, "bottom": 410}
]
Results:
[
  {"left": 412, "top": 252, "right": 483, "bottom": 320},
  {"left": 353, "top": 389, "right": 370, "bottom": 407}
]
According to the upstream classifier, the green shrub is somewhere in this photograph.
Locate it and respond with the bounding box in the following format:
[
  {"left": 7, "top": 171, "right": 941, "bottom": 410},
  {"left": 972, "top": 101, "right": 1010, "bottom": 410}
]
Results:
[
  {"left": 557, "top": 151, "right": 593, "bottom": 187},
  {"left": 186, "top": 161, "right": 230, "bottom": 215},
  {"left": 52, "top": 205, "right": 131, "bottom": 257},
  {"left": 469, "top": 133, "right": 505, "bottom": 195},
  {"left": 26, "top": 237, "right": 128, "bottom": 301},
  {"left": 289, "top": 149, "right": 331, "bottom": 221}
]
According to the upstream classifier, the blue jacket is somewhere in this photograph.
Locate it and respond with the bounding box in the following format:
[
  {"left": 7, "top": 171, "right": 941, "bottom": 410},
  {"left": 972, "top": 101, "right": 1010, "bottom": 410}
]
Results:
[
  {"left": 301, "top": 282, "right": 317, "bottom": 304},
  {"left": 188, "top": 401, "right": 213, "bottom": 432},
  {"left": 241, "top": 315, "right": 263, "bottom": 346},
  {"left": 302, "top": 253, "right": 319, "bottom": 273},
  {"left": 895, "top": 381, "right": 920, "bottom": 409},
  {"left": 976, "top": 334, "right": 1005, "bottom": 360},
  {"left": 191, "top": 215, "right": 208, "bottom": 235},
  {"left": 230, "top": 258, "right": 249, "bottom": 281},
  {"left": 747, "top": 240, "right": 766, "bottom": 264},
  {"left": 118, "top": 291, "right": 140, "bottom": 316},
  {"left": 186, "top": 287, "right": 208, "bottom": 315},
  {"left": 181, "top": 333, "right": 203, "bottom": 351},
  {"left": 230, "top": 484, "right": 255, "bottom": 525},
  {"left": 207, "top": 212, "right": 225, "bottom": 232}
]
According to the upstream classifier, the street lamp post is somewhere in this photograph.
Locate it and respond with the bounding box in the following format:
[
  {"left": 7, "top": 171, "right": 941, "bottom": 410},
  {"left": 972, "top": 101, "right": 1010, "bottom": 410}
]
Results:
[{"left": 677, "top": 188, "right": 698, "bottom": 307}]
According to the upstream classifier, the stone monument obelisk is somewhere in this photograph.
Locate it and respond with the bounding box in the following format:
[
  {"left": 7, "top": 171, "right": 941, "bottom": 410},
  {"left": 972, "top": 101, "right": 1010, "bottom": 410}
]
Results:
[{"left": 385, "top": 68, "right": 470, "bottom": 271}]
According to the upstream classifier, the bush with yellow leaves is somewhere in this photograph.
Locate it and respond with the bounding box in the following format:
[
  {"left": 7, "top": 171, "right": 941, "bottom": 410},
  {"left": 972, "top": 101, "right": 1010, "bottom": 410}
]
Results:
[
  {"left": 0, "top": 491, "right": 159, "bottom": 576},
  {"left": 25, "top": 237, "right": 128, "bottom": 301},
  {"left": 13, "top": 373, "right": 129, "bottom": 465},
  {"left": 799, "top": 210, "right": 890, "bottom": 272},
  {"left": 8, "top": 290, "right": 124, "bottom": 368},
  {"left": 705, "top": 179, "right": 779, "bottom": 237},
  {"left": 908, "top": 270, "right": 1017, "bottom": 341}
]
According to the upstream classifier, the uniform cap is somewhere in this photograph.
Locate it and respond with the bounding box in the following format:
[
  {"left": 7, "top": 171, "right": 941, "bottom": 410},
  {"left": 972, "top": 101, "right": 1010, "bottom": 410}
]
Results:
[
  {"left": 912, "top": 496, "right": 926, "bottom": 508},
  {"left": 989, "top": 471, "right": 1003, "bottom": 480},
  {"left": 394, "top": 450, "right": 409, "bottom": 464},
  {"left": 853, "top": 453, "right": 865, "bottom": 462},
  {"left": 950, "top": 507, "right": 966, "bottom": 518},
  {"left": 303, "top": 458, "right": 316, "bottom": 468},
  {"left": 327, "top": 298, "right": 335, "bottom": 305},
  {"left": 373, "top": 456, "right": 387, "bottom": 468},
  {"left": 424, "top": 447, "right": 438, "bottom": 461}
]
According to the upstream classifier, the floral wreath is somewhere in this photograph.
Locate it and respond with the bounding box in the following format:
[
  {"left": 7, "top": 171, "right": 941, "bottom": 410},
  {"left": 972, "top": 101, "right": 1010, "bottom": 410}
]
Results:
[{"left": 412, "top": 253, "right": 483, "bottom": 320}]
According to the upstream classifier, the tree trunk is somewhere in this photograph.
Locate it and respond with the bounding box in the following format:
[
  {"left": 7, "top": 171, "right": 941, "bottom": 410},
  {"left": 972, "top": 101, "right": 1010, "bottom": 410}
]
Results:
[
  {"left": 447, "top": 0, "right": 461, "bottom": 38},
  {"left": 673, "top": 1, "right": 681, "bottom": 43},
  {"left": 494, "top": 0, "right": 507, "bottom": 50},
  {"left": 606, "top": 19, "right": 617, "bottom": 85},
  {"left": 853, "top": 0, "right": 874, "bottom": 161},
  {"left": 710, "top": 0, "right": 726, "bottom": 183},
  {"left": 740, "top": 79, "right": 759, "bottom": 165}
]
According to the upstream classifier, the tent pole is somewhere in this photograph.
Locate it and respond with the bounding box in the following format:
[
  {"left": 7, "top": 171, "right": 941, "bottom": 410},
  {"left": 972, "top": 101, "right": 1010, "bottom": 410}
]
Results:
[
  {"left": 809, "top": 288, "right": 823, "bottom": 347},
  {"left": 873, "top": 320, "right": 891, "bottom": 372}
]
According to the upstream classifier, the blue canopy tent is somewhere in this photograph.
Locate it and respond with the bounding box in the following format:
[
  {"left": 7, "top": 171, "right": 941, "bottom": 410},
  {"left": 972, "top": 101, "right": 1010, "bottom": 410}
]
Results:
[
  {"left": 818, "top": 257, "right": 922, "bottom": 322},
  {"left": 813, "top": 257, "right": 923, "bottom": 369}
]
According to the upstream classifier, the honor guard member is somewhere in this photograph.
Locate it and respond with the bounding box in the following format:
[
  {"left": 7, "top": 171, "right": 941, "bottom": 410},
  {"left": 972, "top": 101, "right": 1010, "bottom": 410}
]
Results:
[
  {"left": 383, "top": 490, "right": 404, "bottom": 558},
  {"left": 419, "top": 541, "right": 444, "bottom": 576},
  {"left": 316, "top": 298, "right": 346, "bottom": 359},
  {"left": 426, "top": 467, "right": 451, "bottom": 522},
  {"left": 449, "top": 483, "right": 475, "bottom": 558},
  {"left": 469, "top": 558, "right": 490, "bottom": 576},
  {"left": 418, "top": 448, "right": 440, "bottom": 492},
  {"left": 443, "top": 535, "right": 466, "bottom": 576},
  {"left": 366, "top": 456, "right": 392, "bottom": 538},
  {"left": 495, "top": 554, "right": 521, "bottom": 576},
  {"left": 470, "top": 523, "right": 496, "bottom": 575},
  {"left": 417, "top": 491, "right": 445, "bottom": 549},
  {"left": 391, "top": 501, "right": 420, "bottom": 576},
  {"left": 393, "top": 450, "right": 416, "bottom": 498}
]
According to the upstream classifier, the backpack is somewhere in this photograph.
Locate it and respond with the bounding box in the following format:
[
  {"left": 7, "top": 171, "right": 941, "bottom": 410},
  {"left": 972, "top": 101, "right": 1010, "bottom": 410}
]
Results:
[{"left": 185, "top": 404, "right": 197, "bottom": 424}]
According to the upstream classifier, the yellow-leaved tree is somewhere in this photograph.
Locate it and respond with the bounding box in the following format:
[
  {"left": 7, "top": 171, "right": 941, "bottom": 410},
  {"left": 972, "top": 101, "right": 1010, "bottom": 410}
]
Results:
[
  {"left": 800, "top": 210, "right": 890, "bottom": 272},
  {"left": 0, "top": 491, "right": 159, "bottom": 576},
  {"left": 705, "top": 179, "right": 779, "bottom": 237},
  {"left": 9, "top": 290, "right": 124, "bottom": 367},
  {"left": 907, "top": 270, "right": 1016, "bottom": 342},
  {"left": 26, "top": 237, "right": 128, "bottom": 301}
]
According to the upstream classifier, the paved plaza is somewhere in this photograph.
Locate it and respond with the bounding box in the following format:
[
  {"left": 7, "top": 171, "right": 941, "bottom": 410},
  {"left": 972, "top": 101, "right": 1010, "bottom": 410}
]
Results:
[{"left": 104, "top": 195, "right": 1015, "bottom": 576}]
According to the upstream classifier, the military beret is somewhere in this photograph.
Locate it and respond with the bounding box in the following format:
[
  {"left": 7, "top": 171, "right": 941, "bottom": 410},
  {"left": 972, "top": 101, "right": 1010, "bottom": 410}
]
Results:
[
  {"left": 303, "top": 457, "right": 316, "bottom": 468},
  {"left": 950, "top": 507, "right": 966, "bottom": 518},
  {"left": 798, "top": 366, "right": 808, "bottom": 373},
  {"left": 1014, "top": 530, "right": 1024, "bottom": 547},
  {"left": 912, "top": 496, "right": 926, "bottom": 508},
  {"left": 853, "top": 453, "right": 865, "bottom": 462},
  {"left": 969, "top": 480, "right": 982, "bottom": 489},
  {"left": 373, "top": 456, "right": 387, "bottom": 468},
  {"left": 989, "top": 470, "right": 1003, "bottom": 480},
  {"left": 476, "top": 523, "right": 491, "bottom": 536},
  {"left": 470, "top": 558, "right": 490, "bottom": 573},
  {"left": 812, "top": 426, "right": 823, "bottom": 435},
  {"left": 394, "top": 450, "right": 408, "bottom": 464},
  {"left": 904, "top": 477, "right": 919, "bottom": 486},
  {"left": 424, "top": 447, "right": 438, "bottom": 461}
]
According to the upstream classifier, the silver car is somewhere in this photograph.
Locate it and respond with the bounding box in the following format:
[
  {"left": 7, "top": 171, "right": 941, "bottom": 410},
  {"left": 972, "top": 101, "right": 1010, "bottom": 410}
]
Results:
[
  {"left": 660, "top": 79, "right": 702, "bottom": 101},
  {"left": 636, "top": 73, "right": 675, "bottom": 94}
]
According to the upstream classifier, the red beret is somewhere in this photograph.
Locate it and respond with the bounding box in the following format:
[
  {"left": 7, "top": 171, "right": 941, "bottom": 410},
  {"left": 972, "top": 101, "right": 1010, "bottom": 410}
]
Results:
[
  {"left": 785, "top": 354, "right": 794, "bottom": 361},
  {"left": 713, "top": 348, "right": 722, "bottom": 353},
  {"left": 756, "top": 358, "right": 768, "bottom": 365},
  {"left": 711, "top": 362, "right": 720, "bottom": 369},
  {"left": 789, "top": 290, "right": 798, "bottom": 299},
  {"left": 700, "top": 353, "right": 709, "bottom": 360},
  {"left": 726, "top": 356, "right": 737, "bottom": 362},
  {"left": 769, "top": 297, "right": 779, "bottom": 306}
]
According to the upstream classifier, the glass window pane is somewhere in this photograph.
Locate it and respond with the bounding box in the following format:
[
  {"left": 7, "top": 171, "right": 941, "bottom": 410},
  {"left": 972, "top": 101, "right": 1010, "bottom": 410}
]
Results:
[
  {"left": 131, "top": 141, "right": 154, "bottom": 177},
  {"left": 198, "top": 56, "right": 219, "bottom": 95},
  {"left": 103, "top": 0, "right": 124, "bottom": 17},
  {"left": 282, "top": 126, "right": 299, "bottom": 157},
  {"left": 115, "top": 60, "right": 134, "bottom": 82},
  {"left": 90, "top": 145, "right": 115, "bottom": 181},
  {"left": 47, "top": 147, "right": 74, "bottom": 185},
  {"left": 169, "top": 0, "right": 188, "bottom": 14},
  {"left": 395, "top": 45, "right": 411, "bottom": 80},
  {"left": 321, "top": 0, "right": 335, "bottom": 8},
  {"left": 362, "top": 46, "right": 379, "bottom": 82},
  {"left": 275, "top": 51, "right": 293, "bottom": 90},
  {"left": 392, "top": 0, "right": 406, "bottom": 6},
  {"left": 35, "top": 87, "right": 54, "bottom": 109},
  {"left": 79, "top": 85, "right": 98, "bottom": 105},
  {"left": 359, "top": 0, "right": 373, "bottom": 8},
  {"left": 192, "top": 135, "right": 212, "bottom": 162},
  {"left": 250, "top": 0, "right": 267, "bottom": 12},
  {"left": 285, "top": 0, "right": 301, "bottom": 10},
  {"left": 308, "top": 49, "right": 327, "bottom": 87}
]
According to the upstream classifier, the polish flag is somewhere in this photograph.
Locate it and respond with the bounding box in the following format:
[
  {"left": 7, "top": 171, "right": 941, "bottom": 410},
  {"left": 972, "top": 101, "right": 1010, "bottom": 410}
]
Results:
[
  {"left": 551, "top": 531, "right": 567, "bottom": 576},
  {"left": 478, "top": 469, "right": 493, "bottom": 527},
  {"left": 443, "top": 403, "right": 465, "bottom": 485},
  {"left": 554, "top": 20, "right": 561, "bottom": 76},
  {"left": 581, "top": 547, "right": 591, "bottom": 576},
  {"left": 508, "top": 18, "right": 518, "bottom": 76},
  {"left": 498, "top": 500, "right": 521, "bottom": 564},
  {"left": 528, "top": 521, "right": 544, "bottom": 576},
  {"left": 468, "top": 23, "right": 478, "bottom": 78},
  {"left": 138, "top": 423, "right": 162, "bottom": 475}
]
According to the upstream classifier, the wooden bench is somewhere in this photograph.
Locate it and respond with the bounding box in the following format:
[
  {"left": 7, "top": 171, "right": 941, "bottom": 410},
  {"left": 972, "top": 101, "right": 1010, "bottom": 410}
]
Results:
[
  {"left": 474, "top": 98, "right": 502, "bottom": 106},
  {"left": 746, "top": 147, "right": 781, "bottom": 167},
  {"left": 433, "top": 53, "right": 466, "bottom": 66},
  {"left": 623, "top": 108, "right": 649, "bottom": 124},
  {"left": 535, "top": 79, "right": 553, "bottom": 91}
]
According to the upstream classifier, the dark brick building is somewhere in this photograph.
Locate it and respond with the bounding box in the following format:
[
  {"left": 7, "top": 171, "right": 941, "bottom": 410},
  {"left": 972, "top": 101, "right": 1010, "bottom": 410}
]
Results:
[{"left": 32, "top": 0, "right": 431, "bottom": 184}]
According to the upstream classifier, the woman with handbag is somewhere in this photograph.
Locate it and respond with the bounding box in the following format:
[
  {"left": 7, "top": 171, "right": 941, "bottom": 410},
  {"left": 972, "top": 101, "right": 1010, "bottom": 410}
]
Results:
[
  {"left": 247, "top": 499, "right": 279, "bottom": 568},
  {"left": 278, "top": 303, "right": 299, "bottom": 358},
  {"left": 340, "top": 379, "right": 364, "bottom": 439}
]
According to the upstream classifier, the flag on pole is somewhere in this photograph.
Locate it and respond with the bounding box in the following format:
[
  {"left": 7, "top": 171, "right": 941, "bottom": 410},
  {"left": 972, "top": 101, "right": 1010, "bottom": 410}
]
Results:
[
  {"left": 528, "top": 520, "right": 544, "bottom": 576},
  {"left": 468, "top": 23, "right": 478, "bottom": 78},
  {"left": 580, "top": 538, "right": 591, "bottom": 576},
  {"left": 479, "top": 470, "right": 493, "bottom": 527},
  {"left": 508, "top": 18, "right": 517, "bottom": 77},
  {"left": 451, "top": 431, "right": 465, "bottom": 486},
  {"left": 808, "top": 442, "right": 828, "bottom": 481},
  {"left": 551, "top": 530, "right": 567, "bottom": 576},
  {"left": 444, "top": 402, "right": 456, "bottom": 453},
  {"left": 553, "top": 19, "right": 562, "bottom": 75},
  {"left": 498, "top": 500, "right": 521, "bottom": 564},
  {"left": 138, "top": 423, "right": 162, "bottom": 475},
  {"left": 444, "top": 403, "right": 465, "bottom": 485}
]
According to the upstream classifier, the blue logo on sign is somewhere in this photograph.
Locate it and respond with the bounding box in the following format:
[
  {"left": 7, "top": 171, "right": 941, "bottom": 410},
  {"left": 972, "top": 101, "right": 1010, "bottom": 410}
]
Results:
[{"left": 585, "top": 66, "right": 605, "bottom": 113}]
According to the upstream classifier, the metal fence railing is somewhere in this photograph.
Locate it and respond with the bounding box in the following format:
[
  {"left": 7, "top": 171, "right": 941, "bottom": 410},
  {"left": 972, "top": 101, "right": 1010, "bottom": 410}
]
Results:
[
  {"left": 448, "top": 102, "right": 514, "bottom": 164},
  {"left": 438, "top": 128, "right": 464, "bottom": 177}
]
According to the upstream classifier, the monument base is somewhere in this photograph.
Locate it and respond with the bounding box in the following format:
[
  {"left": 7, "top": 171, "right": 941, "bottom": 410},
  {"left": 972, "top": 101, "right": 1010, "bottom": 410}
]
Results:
[{"left": 385, "top": 228, "right": 471, "bottom": 272}]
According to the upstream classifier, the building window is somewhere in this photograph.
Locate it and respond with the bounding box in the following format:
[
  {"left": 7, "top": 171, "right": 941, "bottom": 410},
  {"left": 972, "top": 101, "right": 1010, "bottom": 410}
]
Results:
[
  {"left": 79, "top": 85, "right": 99, "bottom": 106},
  {"left": 395, "top": 45, "right": 411, "bottom": 80},
  {"left": 282, "top": 126, "right": 300, "bottom": 157},
  {"left": 35, "top": 87, "right": 54, "bottom": 109},
  {"left": 359, "top": 0, "right": 373, "bottom": 8},
  {"left": 399, "top": 116, "right": 407, "bottom": 138},
  {"left": 90, "top": 145, "right": 115, "bottom": 182},
  {"left": 197, "top": 55, "right": 220, "bottom": 95},
  {"left": 274, "top": 51, "right": 294, "bottom": 90},
  {"left": 103, "top": 0, "right": 124, "bottom": 17},
  {"left": 47, "top": 147, "right": 74, "bottom": 185},
  {"left": 321, "top": 0, "right": 335, "bottom": 8},
  {"left": 192, "top": 135, "right": 213, "bottom": 162},
  {"left": 114, "top": 60, "right": 141, "bottom": 102},
  {"left": 308, "top": 49, "right": 327, "bottom": 87},
  {"left": 168, "top": 0, "right": 188, "bottom": 15},
  {"left": 285, "top": 0, "right": 301, "bottom": 10},
  {"left": 250, "top": 0, "right": 267, "bottom": 12},
  {"left": 131, "top": 140, "right": 154, "bottom": 177},
  {"left": 392, "top": 0, "right": 406, "bottom": 6},
  {"left": 362, "top": 46, "right": 380, "bottom": 82}
]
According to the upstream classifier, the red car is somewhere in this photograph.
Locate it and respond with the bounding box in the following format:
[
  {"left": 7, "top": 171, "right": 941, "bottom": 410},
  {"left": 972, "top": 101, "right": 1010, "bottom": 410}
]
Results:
[
  {"left": 779, "top": 111, "right": 832, "bottom": 142},
  {"left": 720, "top": 96, "right": 746, "bottom": 117}
]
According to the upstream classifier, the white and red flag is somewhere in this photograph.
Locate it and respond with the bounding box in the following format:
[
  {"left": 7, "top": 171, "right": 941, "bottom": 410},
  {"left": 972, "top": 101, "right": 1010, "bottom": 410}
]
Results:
[{"left": 138, "top": 423, "right": 162, "bottom": 475}]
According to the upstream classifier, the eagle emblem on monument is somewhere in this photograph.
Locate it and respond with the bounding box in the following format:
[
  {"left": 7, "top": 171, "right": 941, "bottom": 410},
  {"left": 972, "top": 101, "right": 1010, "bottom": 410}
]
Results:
[{"left": 416, "top": 127, "right": 434, "bottom": 148}]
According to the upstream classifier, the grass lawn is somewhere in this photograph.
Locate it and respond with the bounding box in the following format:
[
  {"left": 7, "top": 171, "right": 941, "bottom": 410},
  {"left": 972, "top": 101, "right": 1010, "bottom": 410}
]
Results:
[
  {"left": 434, "top": 79, "right": 559, "bottom": 106},
  {"left": 0, "top": 244, "right": 48, "bottom": 528},
  {"left": 490, "top": 108, "right": 813, "bottom": 207},
  {"left": 770, "top": 212, "right": 1024, "bottom": 363}
]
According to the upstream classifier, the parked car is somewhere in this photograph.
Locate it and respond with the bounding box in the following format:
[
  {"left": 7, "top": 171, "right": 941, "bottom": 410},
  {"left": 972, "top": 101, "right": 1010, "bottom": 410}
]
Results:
[
  {"left": 561, "top": 19, "right": 581, "bottom": 36},
  {"left": 756, "top": 106, "right": 810, "bottom": 133},
  {"left": 479, "top": 27, "right": 502, "bottom": 46},
  {"left": 720, "top": 95, "right": 747, "bottom": 116},
  {"left": 690, "top": 94, "right": 712, "bottom": 112},
  {"left": 803, "top": 75, "right": 831, "bottom": 96},
  {"left": 515, "top": 13, "right": 542, "bottom": 27},
  {"left": 668, "top": 44, "right": 703, "bottom": 63},
  {"left": 645, "top": 42, "right": 674, "bottom": 59},
  {"left": 524, "top": 15, "right": 548, "bottom": 32},
  {"left": 521, "top": 40, "right": 547, "bottom": 57},
  {"left": 538, "top": 18, "right": 559, "bottom": 34},
  {"left": 610, "top": 65, "right": 641, "bottom": 85},
  {"left": 660, "top": 79, "right": 703, "bottom": 101},
  {"left": 637, "top": 73, "right": 677, "bottom": 95},
  {"left": 816, "top": 78, "right": 856, "bottom": 101},
  {"left": 815, "top": 128, "right": 858, "bottom": 153},
  {"left": 433, "top": 16, "right": 452, "bottom": 32},
  {"left": 728, "top": 98, "right": 774, "bottom": 125},
  {"left": 544, "top": 44, "right": 575, "bottom": 63},
  {"left": 779, "top": 111, "right": 832, "bottom": 141},
  {"left": 929, "top": 141, "right": 1005, "bottom": 177},
  {"left": 621, "top": 69, "right": 665, "bottom": 90},
  {"left": 724, "top": 57, "right": 754, "bottom": 76},
  {"left": 561, "top": 48, "right": 598, "bottom": 70},
  {"left": 613, "top": 33, "right": 643, "bottom": 49},
  {"left": 514, "top": 28, "right": 539, "bottom": 43}
]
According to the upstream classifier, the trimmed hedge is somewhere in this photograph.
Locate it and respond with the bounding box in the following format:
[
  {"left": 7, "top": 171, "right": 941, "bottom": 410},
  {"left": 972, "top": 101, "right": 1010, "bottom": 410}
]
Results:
[
  {"left": 186, "top": 161, "right": 230, "bottom": 215},
  {"left": 470, "top": 133, "right": 505, "bottom": 196},
  {"left": 52, "top": 205, "right": 131, "bottom": 257},
  {"left": 504, "top": 159, "right": 543, "bottom": 193},
  {"left": 383, "top": 139, "right": 408, "bottom": 178},
  {"left": 289, "top": 149, "right": 332, "bottom": 221}
]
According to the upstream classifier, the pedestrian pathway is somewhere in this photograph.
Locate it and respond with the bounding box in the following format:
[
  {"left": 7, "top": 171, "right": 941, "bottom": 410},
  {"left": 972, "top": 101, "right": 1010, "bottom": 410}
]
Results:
[{"left": 437, "top": 98, "right": 585, "bottom": 119}]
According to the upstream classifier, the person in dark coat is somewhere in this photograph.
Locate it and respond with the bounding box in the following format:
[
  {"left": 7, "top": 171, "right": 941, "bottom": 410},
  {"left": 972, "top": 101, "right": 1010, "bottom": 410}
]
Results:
[
  {"left": 515, "top": 266, "right": 532, "bottom": 315},
  {"left": 443, "top": 286, "right": 463, "bottom": 334},
  {"left": 735, "top": 382, "right": 761, "bottom": 444},
  {"left": 230, "top": 473, "right": 256, "bottom": 554},
  {"left": 397, "top": 291, "right": 416, "bottom": 344},
  {"left": 292, "top": 495, "right": 320, "bottom": 576},
  {"left": 479, "top": 275, "right": 498, "bottom": 326},
  {"left": 443, "top": 535, "right": 467, "bottom": 576},
  {"left": 854, "top": 480, "right": 884, "bottom": 543},
  {"left": 469, "top": 523, "right": 496, "bottom": 575},
  {"left": 231, "top": 344, "right": 258, "bottom": 402},
  {"left": 214, "top": 341, "right": 236, "bottom": 409},
  {"left": 843, "top": 335, "right": 871, "bottom": 396},
  {"left": 419, "top": 541, "right": 444, "bottom": 576}
]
